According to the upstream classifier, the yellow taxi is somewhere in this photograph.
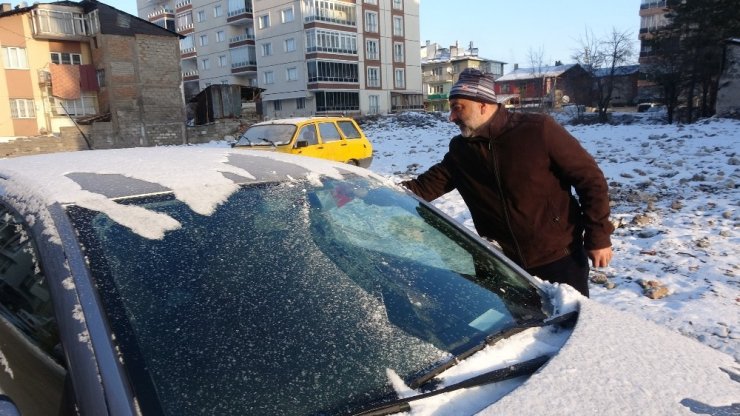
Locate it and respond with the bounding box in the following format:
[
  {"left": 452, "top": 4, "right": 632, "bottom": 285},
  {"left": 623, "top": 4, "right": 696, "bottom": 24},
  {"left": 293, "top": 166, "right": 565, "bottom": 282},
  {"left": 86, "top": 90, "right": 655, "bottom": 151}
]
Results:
[{"left": 232, "top": 117, "right": 373, "bottom": 167}]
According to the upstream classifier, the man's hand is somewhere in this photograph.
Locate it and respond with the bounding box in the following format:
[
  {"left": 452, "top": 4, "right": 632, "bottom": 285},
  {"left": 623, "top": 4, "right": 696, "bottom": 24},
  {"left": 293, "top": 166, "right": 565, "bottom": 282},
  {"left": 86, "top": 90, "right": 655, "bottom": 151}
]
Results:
[{"left": 588, "top": 247, "right": 613, "bottom": 268}]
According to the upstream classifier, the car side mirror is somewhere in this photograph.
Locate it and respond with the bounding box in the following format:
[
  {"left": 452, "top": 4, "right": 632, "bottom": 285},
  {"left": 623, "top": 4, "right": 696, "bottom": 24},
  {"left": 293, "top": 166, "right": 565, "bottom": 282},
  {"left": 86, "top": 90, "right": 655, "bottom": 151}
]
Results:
[{"left": 295, "top": 140, "right": 308, "bottom": 148}]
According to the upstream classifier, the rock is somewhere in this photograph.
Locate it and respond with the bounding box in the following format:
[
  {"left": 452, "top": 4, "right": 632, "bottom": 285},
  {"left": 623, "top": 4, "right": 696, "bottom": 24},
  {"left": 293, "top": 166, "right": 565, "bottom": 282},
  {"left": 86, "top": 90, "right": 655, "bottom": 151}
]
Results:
[
  {"left": 605, "top": 282, "right": 617, "bottom": 290},
  {"left": 728, "top": 157, "right": 740, "bottom": 165},
  {"left": 637, "top": 229, "right": 660, "bottom": 238},
  {"left": 695, "top": 237, "right": 711, "bottom": 248},
  {"left": 590, "top": 273, "right": 608, "bottom": 284},
  {"left": 631, "top": 213, "right": 652, "bottom": 226},
  {"left": 645, "top": 286, "right": 670, "bottom": 299},
  {"left": 671, "top": 200, "right": 684, "bottom": 210},
  {"left": 719, "top": 230, "right": 731, "bottom": 237}
]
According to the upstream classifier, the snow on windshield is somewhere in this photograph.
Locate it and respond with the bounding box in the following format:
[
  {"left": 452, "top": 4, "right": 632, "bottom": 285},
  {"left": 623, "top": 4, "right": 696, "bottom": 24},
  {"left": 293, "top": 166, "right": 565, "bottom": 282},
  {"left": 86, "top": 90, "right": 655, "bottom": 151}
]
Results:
[{"left": 0, "top": 148, "right": 377, "bottom": 240}]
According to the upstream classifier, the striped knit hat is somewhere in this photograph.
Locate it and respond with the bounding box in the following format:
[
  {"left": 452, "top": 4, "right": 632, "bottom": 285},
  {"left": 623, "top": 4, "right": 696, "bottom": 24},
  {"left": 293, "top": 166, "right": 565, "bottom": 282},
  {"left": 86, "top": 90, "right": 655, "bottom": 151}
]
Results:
[{"left": 449, "top": 68, "right": 497, "bottom": 104}]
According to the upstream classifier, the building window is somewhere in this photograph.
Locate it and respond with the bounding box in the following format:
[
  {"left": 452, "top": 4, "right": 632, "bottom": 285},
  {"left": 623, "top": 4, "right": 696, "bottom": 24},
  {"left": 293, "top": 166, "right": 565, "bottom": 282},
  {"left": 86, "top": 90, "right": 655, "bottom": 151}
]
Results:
[
  {"left": 281, "top": 7, "right": 294, "bottom": 23},
  {"left": 365, "top": 39, "right": 379, "bottom": 60},
  {"left": 364, "top": 11, "right": 378, "bottom": 33},
  {"left": 263, "top": 71, "right": 274, "bottom": 84},
  {"left": 284, "top": 38, "right": 296, "bottom": 52},
  {"left": 258, "top": 14, "right": 270, "bottom": 29},
  {"left": 50, "top": 52, "right": 82, "bottom": 65},
  {"left": 307, "top": 60, "right": 358, "bottom": 83},
  {"left": 96, "top": 69, "right": 105, "bottom": 87},
  {"left": 394, "top": 68, "right": 405, "bottom": 88},
  {"left": 216, "top": 30, "right": 226, "bottom": 42},
  {"left": 218, "top": 55, "right": 227, "bottom": 67},
  {"left": 368, "top": 94, "right": 379, "bottom": 114},
  {"left": 367, "top": 66, "right": 380, "bottom": 87},
  {"left": 393, "top": 16, "right": 403, "bottom": 36},
  {"left": 2, "top": 47, "right": 28, "bottom": 69},
  {"left": 364, "top": 0, "right": 378, "bottom": 4},
  {"left": 393, "top": 42, "right": 404, "bottom": 62},
  {"left": 201, "top": 58, "right": 210, "bottom": 70},
  {"left": 51, "top": 94, "right": 97, "bottom": 116},
  {"left": 315, "top": 91, "right": 359, "bottom": 112},
  {"left": 199, "top": 34, "right": 208, "bottom": 46},
  {"left": 261, "top": 43, "right": 272, "bottom": 56},
  {"left": 296, "top": 97, "right": 305, "bottom": 109},
  {"left": 196, "top": 10, "right": 206, "bottom": 22},
  {"left": 176, "top": 11, "right": 193, "bottom": 30},
  {"left": 214, "top": 5, "right": 222, "bottom": 17},
  {"left": 305, "top": 29, "right": 357, "bottom": 54},
  {"left": 392, "top": 0, "right": 402, "bottom": 9},
  {"left": 273, "top": 100, "right": 282, "bottom": 111},
  {"left": 9, "top": 99, "right": 35, "bottom": 118},
  {"left": 286, "top": 67, "right": 298, "bottom": 81}
]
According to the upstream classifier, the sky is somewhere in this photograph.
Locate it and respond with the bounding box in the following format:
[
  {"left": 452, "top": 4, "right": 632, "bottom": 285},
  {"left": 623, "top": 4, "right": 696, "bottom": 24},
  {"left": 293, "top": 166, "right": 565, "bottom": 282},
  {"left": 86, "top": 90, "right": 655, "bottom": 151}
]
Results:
[{"left": 109, "top": 0, "right": 640, "bottom": 69}]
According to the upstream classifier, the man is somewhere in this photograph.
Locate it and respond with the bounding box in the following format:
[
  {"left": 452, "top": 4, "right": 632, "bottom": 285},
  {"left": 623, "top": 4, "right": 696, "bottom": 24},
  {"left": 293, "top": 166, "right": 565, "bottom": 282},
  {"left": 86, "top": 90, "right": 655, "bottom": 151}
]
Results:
[{"left": 402, "top": 68, "right": 613, "bottom": 297}]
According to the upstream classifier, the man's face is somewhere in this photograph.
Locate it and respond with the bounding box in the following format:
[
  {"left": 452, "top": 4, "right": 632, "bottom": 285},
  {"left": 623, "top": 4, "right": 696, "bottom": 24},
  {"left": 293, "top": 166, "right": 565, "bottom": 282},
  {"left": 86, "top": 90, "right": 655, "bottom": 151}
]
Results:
[{"left": 449, "top": 98, "right": 489, "bottom": 138}]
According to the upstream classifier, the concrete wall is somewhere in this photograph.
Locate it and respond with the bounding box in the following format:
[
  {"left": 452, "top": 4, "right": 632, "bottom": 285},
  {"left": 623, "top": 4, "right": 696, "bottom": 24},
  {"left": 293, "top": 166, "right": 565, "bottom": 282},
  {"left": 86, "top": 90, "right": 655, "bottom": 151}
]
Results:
[{"left": 717, "top": 42, "right": 740, "bottom": 117}]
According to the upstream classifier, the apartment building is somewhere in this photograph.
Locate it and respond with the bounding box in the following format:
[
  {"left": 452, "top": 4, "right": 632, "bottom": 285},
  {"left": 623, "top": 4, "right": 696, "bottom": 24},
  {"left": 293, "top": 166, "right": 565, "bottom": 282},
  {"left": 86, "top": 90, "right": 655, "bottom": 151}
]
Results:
[
  {"left": 0, "top": 0, "right": 184, "bottom": 146},
  {"left": 138, "top": 0, "right": 422, "bottom": 118},
  {"left": 420, "top": 41, "right": 505, "bottom": 112},
  {"left": 637, "top": 0, "right": 671, "bottom": 102}
]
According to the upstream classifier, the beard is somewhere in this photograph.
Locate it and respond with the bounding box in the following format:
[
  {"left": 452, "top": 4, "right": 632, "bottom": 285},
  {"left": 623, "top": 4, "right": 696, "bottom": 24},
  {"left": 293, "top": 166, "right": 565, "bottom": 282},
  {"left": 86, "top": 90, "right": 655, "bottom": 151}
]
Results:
[{"left": 456, "top": 121, "right": 477, "bottom": 138}]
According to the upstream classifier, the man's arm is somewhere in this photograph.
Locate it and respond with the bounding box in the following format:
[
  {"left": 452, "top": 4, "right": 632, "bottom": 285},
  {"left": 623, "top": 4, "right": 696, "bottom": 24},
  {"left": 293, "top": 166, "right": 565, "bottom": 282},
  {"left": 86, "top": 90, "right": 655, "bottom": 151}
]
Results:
[{"left": 401, "top": 155, "right": 456, "bottom": 202}]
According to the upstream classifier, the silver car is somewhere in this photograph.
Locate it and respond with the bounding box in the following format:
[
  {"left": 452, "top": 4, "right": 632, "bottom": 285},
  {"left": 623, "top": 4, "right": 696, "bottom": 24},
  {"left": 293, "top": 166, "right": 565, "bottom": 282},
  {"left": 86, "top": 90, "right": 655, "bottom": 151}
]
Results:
[{"left": 0, "top": 148, "right": 736, "bottom": 415}]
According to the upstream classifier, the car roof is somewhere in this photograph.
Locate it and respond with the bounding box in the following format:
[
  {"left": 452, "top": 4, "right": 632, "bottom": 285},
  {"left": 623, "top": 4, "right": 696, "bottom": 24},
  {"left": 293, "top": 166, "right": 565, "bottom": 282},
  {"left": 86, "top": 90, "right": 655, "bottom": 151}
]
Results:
[
  {"left": 251, "top": 116, "right": 354, "bottom": 126},
  {"left": 0, "top": 147, "right": 379, "bottom": 239}
]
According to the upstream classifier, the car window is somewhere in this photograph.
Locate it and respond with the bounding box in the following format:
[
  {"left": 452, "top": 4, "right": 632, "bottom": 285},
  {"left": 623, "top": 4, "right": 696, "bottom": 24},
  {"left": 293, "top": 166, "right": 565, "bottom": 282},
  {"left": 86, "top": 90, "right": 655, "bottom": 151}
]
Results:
[
  {"left": 317, "top": 122, "right": 342, "bottom": 142},
  {"left": 236, "top": 124, "right": 296, "bottom": 146},
  {"left": 337, "top": 120, "right": 362, "bottom": 139},
  {"left": 296, "top": 125, "right": 318, "bottom": 146},
  {"left": 0, "top": 203, "right": 66, "bottom": 415}
]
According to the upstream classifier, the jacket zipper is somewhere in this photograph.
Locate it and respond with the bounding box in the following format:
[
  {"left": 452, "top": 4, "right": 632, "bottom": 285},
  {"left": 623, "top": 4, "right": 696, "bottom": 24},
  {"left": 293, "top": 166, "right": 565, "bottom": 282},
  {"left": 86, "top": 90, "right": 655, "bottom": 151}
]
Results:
[{"left": 488, "top": 139, "right": 527, "bottom": 268}]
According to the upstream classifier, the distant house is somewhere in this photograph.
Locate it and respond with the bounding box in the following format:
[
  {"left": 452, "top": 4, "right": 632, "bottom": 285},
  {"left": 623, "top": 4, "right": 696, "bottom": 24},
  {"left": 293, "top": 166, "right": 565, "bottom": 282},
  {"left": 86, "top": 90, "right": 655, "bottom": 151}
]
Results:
[
  {"left": 420, "top": 41, "right": 506, "bottom": 112},
  {"left": 0, "top": 0, "right": 184, "bottom": 154},
  {"left": 716, "top": 38, "right": 740, "bottom": 117},
  {"left": 593, "top": 64, "right": 640, "bottom": 106},
  {"left": 494, "top": 64, "right": 591, "bottom": 108}
]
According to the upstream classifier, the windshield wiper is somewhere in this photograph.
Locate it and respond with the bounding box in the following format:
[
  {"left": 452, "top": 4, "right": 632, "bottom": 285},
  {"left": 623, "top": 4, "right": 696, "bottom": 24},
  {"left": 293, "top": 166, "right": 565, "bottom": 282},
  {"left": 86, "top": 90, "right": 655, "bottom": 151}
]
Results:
[
  {"left": 353, "top": 354, "right": 551, "bottom": 416},
  {"left": 408, "top": 310, "right": 578, "bottom": 390},
  {"left": 257, "top": 137, "right": 276, "bottom": 147}
]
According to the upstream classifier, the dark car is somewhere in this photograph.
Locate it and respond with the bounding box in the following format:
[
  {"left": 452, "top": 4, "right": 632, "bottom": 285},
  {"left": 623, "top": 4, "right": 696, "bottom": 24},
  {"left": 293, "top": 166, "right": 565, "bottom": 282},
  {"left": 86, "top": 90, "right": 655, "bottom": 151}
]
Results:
[{"left": 0, "top": 148, "right": 736, "bottom": 416}]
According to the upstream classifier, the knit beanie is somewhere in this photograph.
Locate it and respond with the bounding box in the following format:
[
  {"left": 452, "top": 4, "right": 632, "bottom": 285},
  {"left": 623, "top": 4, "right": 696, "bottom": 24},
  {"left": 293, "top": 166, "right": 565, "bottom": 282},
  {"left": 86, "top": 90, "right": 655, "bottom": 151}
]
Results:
[{"left": 449, "top": 68, "right": 497, "bottom": 104}]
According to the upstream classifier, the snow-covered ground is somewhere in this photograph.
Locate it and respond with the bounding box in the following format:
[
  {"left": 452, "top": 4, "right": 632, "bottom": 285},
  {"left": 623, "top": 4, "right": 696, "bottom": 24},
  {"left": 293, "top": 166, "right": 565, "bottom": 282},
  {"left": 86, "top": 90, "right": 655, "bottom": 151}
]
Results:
[{"left": 359, "top": 110, "right": 740, "bottom": 362}]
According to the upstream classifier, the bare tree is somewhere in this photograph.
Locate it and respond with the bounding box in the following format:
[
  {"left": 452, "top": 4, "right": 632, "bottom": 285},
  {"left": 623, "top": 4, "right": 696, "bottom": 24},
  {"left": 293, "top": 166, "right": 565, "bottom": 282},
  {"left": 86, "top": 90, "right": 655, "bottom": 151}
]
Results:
[
  {"left": 573, "top": 27, "right": 635, "bottom": 122},
  {"left": 527, "top": 46, "right": 547, "bottom": 111}
]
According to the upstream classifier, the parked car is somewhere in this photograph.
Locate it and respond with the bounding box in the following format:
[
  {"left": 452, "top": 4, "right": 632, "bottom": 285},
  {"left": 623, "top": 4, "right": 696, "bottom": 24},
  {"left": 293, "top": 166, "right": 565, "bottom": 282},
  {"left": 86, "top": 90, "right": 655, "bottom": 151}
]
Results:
[
  {"left": 0, "top": 148, "right": 736, "bottom": 416},
  {"left": 233, "top": 116, "right": 373, "bottom": 167}
]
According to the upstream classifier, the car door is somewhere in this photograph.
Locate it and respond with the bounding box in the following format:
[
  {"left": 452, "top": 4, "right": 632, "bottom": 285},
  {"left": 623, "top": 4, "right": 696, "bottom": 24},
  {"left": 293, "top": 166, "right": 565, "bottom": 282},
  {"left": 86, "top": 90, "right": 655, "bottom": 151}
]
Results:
[
  {"left": 292, "top": 124, "right": 328, "bottom": 159},
  {"left": 315, "top": 121, "right": 345, "bottom": 162},
  {"left": 0, "top": 204, "right": 68, "bottom": 416},
  {"left": 336, "top": 119, "right": 371, "bottom": 163}
]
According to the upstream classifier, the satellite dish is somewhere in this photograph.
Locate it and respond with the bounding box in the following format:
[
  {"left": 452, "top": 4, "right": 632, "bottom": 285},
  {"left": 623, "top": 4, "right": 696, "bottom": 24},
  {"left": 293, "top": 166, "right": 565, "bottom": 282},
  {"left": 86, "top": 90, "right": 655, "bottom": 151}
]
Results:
[{"left": 562, "top": 95, "right": 570, "bottom": 104}]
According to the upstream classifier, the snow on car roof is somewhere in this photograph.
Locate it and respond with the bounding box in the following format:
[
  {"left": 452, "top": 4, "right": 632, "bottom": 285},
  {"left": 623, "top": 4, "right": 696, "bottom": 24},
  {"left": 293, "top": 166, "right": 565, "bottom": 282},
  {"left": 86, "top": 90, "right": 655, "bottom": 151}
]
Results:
[{"left": 0, "top": 147, "right": 379, "bottom": 240}]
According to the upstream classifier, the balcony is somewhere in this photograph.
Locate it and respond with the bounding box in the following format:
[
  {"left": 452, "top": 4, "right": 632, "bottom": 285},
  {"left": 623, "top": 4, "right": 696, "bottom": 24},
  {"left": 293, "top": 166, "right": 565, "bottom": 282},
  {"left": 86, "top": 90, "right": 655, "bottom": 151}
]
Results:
[
  {"left": 304, "top": 1, "right": 357, "bottom": 27},
  {"left": 227, "top": 4, "right": 253, "bottom": 25},
  {"left": 426, "top": 93, "right": 448, "bottom": 100},
  {"left": 176, "top": 22, "right": 194, "bottom": 33},
  {"left": 30, "top": 8, "right": 94, "bottom": 40},
  {"left": 423, "top": 73, "right": 453, "bottom": 83},
  {"left": 180, "top": 47, "right": 196, "bottom": 59},
  {"left": 231, "top": 60, "right": 257, "bottom": 74},
  {"left": 229, "top": 33, "right": 255, "bottom": 47},
  {"left": 175, "top": 0, "right": 192, "bottom": 10},
  {"left": 182, "top": 70, "right": 199, "bottom": 81},
  {"left": 147, "top": 7, "right": 174, "bottom": 20}
]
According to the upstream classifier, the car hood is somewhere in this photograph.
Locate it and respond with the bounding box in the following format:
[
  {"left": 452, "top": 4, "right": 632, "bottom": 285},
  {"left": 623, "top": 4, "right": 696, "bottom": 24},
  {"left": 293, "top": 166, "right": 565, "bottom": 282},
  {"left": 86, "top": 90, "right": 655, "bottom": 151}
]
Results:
[{"left": 476, "top": 298, "right": 739, "bottom": 415}]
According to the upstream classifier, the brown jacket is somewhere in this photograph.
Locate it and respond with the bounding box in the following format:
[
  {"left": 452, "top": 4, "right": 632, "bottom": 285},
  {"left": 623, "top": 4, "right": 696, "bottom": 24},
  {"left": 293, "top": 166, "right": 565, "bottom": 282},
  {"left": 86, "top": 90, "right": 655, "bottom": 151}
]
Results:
[{"left": 403, "top": 106, "right": 614, "bottom": 268}]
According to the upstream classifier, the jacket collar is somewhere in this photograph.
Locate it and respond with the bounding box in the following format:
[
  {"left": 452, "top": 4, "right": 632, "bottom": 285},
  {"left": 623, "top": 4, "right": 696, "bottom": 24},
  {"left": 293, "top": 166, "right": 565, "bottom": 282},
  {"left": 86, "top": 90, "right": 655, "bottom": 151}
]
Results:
[{"left": 483, "top": 104, "right": 511, "bottom": 139}]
